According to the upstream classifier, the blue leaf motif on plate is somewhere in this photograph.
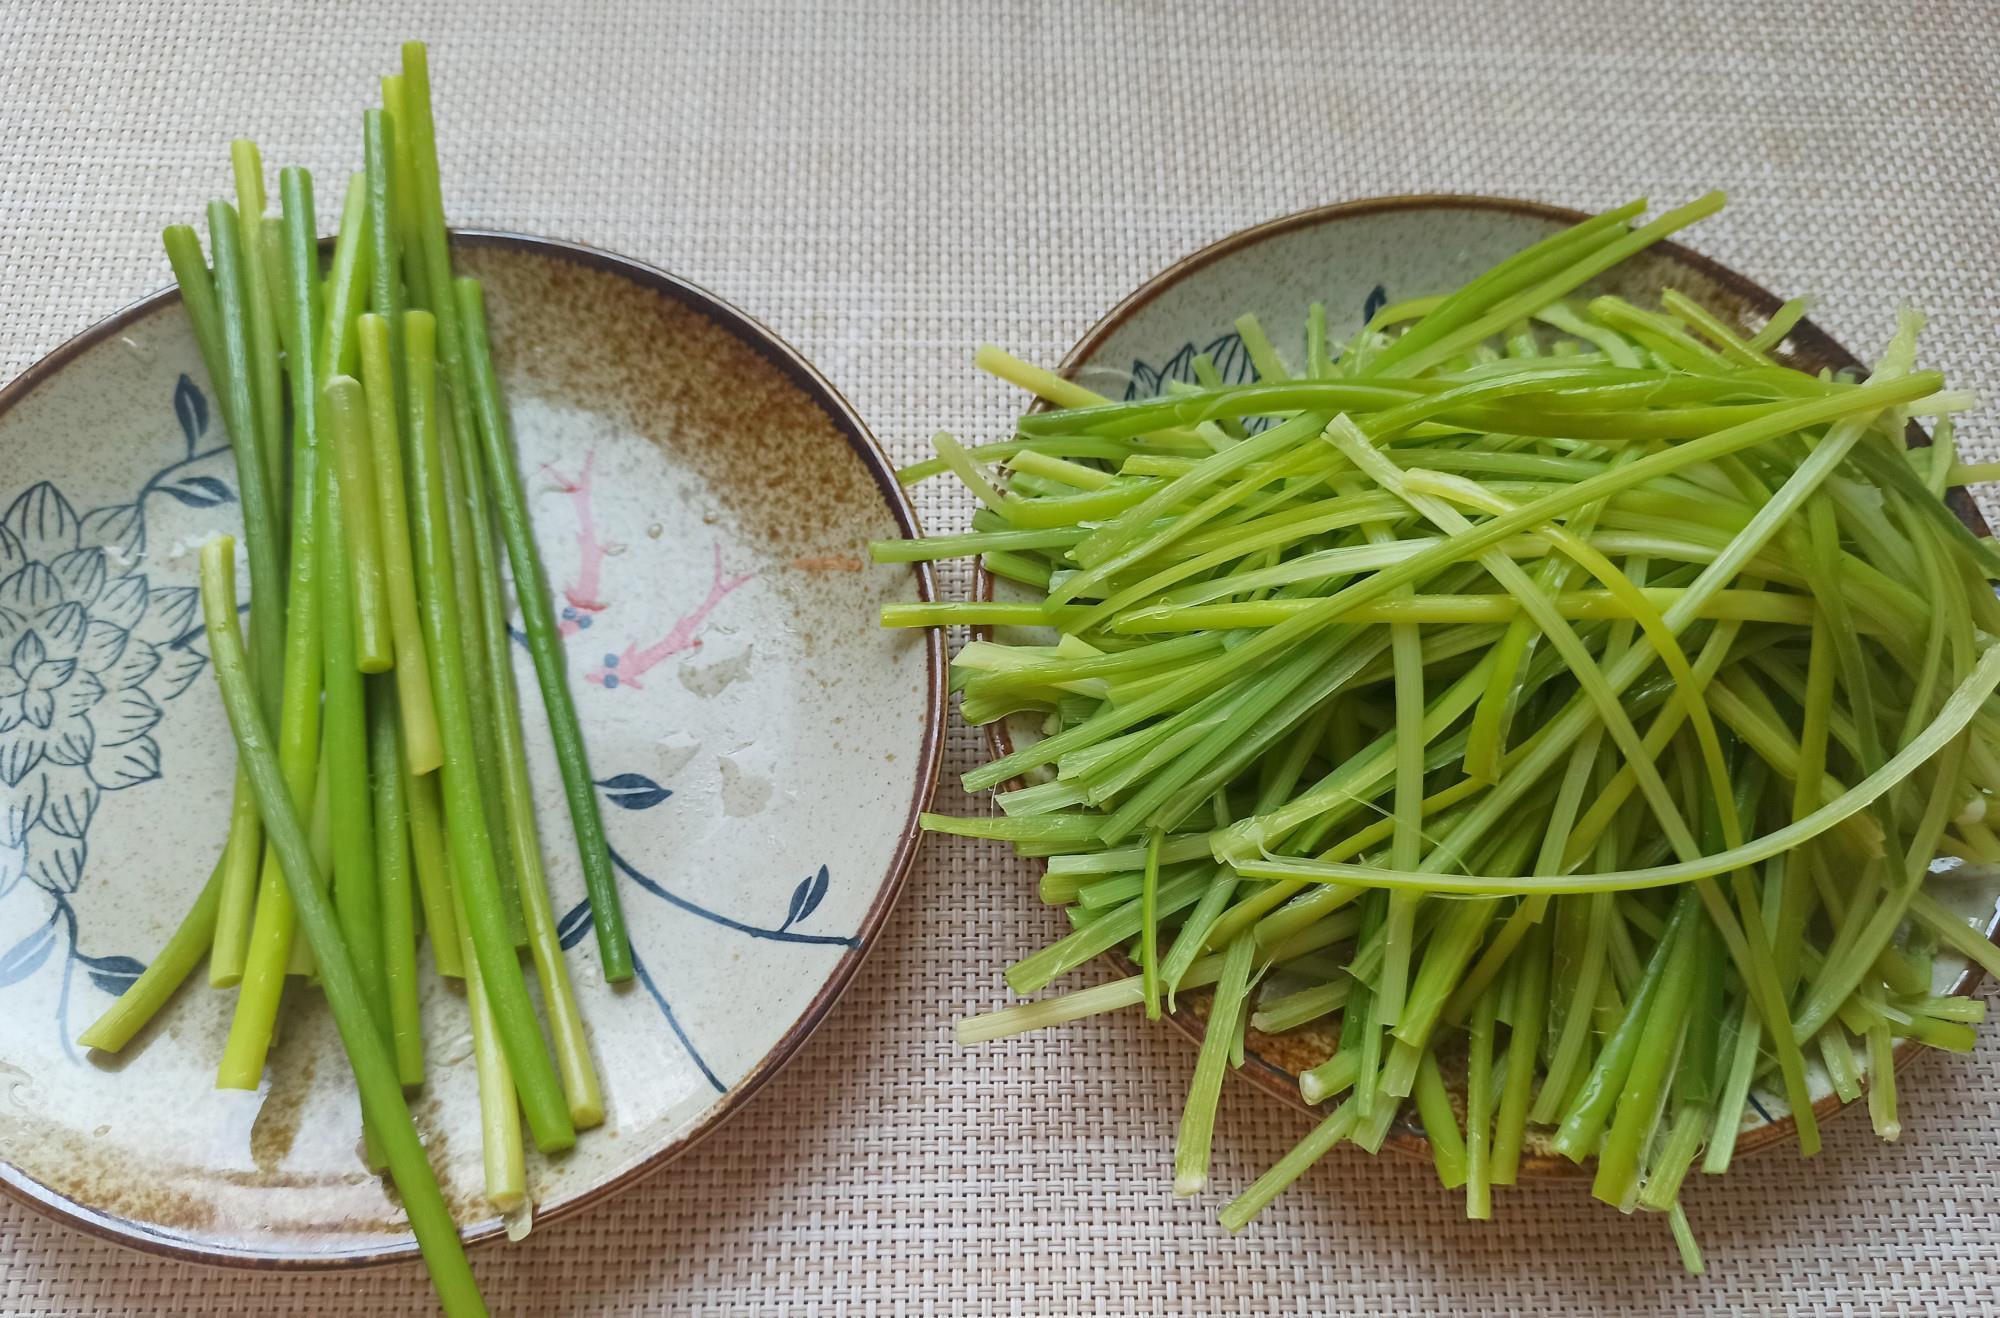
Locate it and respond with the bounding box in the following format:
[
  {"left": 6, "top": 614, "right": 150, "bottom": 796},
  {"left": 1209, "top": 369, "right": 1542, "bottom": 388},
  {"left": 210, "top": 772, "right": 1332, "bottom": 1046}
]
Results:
[
  {"left": 4, "top": 483, "right": 81, "bottom": 564},
  {"left": 1126, "top": 331, "right": 1268, "bottom": 429},
  {"left": 0, "top": 376, "right": 232, "bottom": 1056},
  {"left": 158, "top": 476, "right": 234, "bottom": 509},
  {"left": 1125, "top": 332, "right": 1259, "bottom": 401},
  {"left": 556, "top": 897, "right": 595, "bottom": 951},
  {"left": 80, "top": 952, "right": 145, "bottom": 996},
  {"left": 596, "top": 772, "right": 671, "bottom": 811},
  {"left": 1124, "top": 288, "right": 1393, "bottom": 414},
  {"left": 781, "top": 865, "right": 831, "bottom": 931},
  {"left": 136, "top": 586, "right": 199, "bottom": 646},
  {"left": 76, "top": 505, "right": 144, "bottom": 561},
  {"left": 0, "top": 917, "right": 57, "bottom": 986},
  {"left": 1205, "top": 332, "right": 1258, "bottom": 388},
  {"left": 1127, "top": 360, "right": 1164, "bottom": 399},
  {"left": 150, "top": 646, "right": 208, "bottom": 700},
  {"left": 173, "top": 374, "right": 208, "bottom": 454}
]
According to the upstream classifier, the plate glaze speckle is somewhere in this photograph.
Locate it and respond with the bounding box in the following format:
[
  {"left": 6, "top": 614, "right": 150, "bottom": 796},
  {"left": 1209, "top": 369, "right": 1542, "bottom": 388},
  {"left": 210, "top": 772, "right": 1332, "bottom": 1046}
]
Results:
[
  {"left": 980, "top": 195, "right": 2000, "bottom": 1173},
  {"left": 0, "top": 233, "right": 943, "bottom": 1264}
]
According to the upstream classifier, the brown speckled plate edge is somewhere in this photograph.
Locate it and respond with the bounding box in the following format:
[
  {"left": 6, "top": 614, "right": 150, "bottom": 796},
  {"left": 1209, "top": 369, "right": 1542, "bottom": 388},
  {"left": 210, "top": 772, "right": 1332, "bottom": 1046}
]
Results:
[
  {"left": 0, "top": 231, "right": 948, "bottom": 1269},
  {"left": 971, "top": 193, "right": 2000, "bottom": 1177}
]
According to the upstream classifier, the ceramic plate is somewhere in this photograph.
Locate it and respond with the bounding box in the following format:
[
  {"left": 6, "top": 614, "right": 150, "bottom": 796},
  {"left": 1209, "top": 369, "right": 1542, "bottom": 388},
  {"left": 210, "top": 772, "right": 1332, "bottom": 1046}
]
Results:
[
  {"left": 980, "top": 195, "right": 2000, "bottom": 1169},
  {"left": 0, "top": 233, "right": 943, "bottom": 1263}
]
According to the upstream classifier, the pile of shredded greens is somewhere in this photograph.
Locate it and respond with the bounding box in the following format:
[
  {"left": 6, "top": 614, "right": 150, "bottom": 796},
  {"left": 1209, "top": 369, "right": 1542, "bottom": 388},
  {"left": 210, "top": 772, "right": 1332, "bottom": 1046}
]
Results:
[{"left": 878, "top": 196, "right": 2000, "bottom": 1267}]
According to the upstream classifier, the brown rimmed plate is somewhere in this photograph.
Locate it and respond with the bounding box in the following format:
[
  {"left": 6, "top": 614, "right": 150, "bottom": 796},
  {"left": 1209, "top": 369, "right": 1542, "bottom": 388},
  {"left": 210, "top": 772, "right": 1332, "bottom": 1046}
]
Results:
[
  {"left": 974, "top": 194, "right": 2000, "bottom": 1173},
  {"left": 0, "top": 232, "right": 944, "bottom": 1265}
]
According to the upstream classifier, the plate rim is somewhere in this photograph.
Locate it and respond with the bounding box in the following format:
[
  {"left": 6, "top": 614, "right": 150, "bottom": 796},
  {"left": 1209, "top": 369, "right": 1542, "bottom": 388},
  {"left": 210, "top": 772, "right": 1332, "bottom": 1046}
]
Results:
[
  {"left": 0, "top": 229, "right": 948, "bottom": 1269},
  {"left": 972, "top": 191, "right": 2000, "bottom": 1173}
]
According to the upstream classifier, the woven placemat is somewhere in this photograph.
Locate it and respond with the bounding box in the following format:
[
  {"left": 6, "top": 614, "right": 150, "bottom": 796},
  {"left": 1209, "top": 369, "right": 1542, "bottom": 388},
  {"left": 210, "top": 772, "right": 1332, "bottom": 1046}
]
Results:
[{"left": 4, "top": 0, "right": 1998, "bottom": 1312}]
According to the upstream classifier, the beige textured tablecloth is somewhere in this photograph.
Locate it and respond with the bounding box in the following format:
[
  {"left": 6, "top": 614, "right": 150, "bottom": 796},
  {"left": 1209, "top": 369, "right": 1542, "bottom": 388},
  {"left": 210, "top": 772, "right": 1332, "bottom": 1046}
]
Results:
[{"left": 6, "top": 0, "right": 2000, "bottom": 1312}]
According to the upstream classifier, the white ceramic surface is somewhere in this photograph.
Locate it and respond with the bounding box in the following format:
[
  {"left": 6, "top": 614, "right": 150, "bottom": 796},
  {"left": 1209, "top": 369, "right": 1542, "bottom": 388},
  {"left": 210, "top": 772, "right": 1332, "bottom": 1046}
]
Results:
[
  {"left": 0, "top": 234, "right": 943, "bottom": 1263},
  {"left": 988, "top": 196, "right": 2000, "bottom": 1166}
]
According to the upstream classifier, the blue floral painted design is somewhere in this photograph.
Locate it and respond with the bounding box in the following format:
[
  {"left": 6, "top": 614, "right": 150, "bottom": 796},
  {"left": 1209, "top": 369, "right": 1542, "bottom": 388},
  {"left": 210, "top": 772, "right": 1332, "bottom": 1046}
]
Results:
[
  {"left": 1124, "top": 283, "right": 1392, "bottom": 426},
  {"left": 1, "top": 373, "right": 231, "bottom": 1056},
  {"left": 557, "top": 770, "right": 855, "bottom": 1094},
  {"left": 1123, "top": 331, "right": 1260, "bottom": 401}
]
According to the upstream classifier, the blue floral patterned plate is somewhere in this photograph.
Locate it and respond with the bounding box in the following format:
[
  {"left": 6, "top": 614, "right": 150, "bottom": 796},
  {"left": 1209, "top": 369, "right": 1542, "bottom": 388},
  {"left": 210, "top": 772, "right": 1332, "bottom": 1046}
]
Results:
[
  {"left": 0, "top": 233, "right": 943, "bottom": 1265},
  {"left": 981, "top": 195, "right": 2000, "bottom": 1173}
]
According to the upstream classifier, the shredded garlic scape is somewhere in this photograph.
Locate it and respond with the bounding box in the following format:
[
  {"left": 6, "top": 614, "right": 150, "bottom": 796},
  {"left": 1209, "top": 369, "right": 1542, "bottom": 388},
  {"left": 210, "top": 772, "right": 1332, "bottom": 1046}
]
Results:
[{"left": 882, "top": 197, "right": 1998, "bottom": 1269}]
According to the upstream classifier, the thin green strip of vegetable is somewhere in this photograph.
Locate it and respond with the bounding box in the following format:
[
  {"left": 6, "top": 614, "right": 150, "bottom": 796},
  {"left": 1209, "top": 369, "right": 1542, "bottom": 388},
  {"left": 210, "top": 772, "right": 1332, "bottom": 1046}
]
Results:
[
  {"left": 207, "top": 771, "right": 263, "bottom": 989},
  {"left": 1667, "top": 1203, "right": 1706, "bottom": 1275},
  {"left": 1382, "top": 194, "right": 1725, "bottom": 378},
  {"left": 454, "top": 277, "right": 633, "bottom": 981},
  {"left": 1866, "top": 1022, "right": 1900, "bottom": 1140},
  {"left": 1412, "top": 1048, "right": 1467, "bottom": 1190},
  {"left": 320, "top": 177, "right": 391, "bottom": 672},
  {"left": 471, "top": 437, "right": 607, "bottom": 1127},
  {"left": 436, "top": 377, "right": 529, "bottom": 949},
  {"left": 1369, "top": 200, "right": 1646, "bottom": 373},
  {"left": 1304, "top": 303, "right": 1332, "bottom": 379},
  {"left": 1348, "top": 891, "right": 1388, "bottom": 1121},
  {"left": 1218, "top": 1101, "right": 1358, "bottom": 1233},
  {"left": 1140, "top": 829, "right": 1162, "bottom": 1018},
  {"left": 217, "top": 168, "right": 328, "bottom": 1092},
  {"left": 1172, "top": 930, "right": 1256, "bottom": 1195},
  {"left": 1234, "top": 312, "right": 1289, "bottom": 381},
  {"left": 404, "top": 310, "right": 575, "bottom": 1152},
  {"left": 357, "top": 313, "right": 442, "bottom": 772},
  {"left": 1006, "top": 868, "right": 1210, "bottom": 994},
  {"left": 1911, "top": 891, "right": 2000, "bottom": 980},
  {"left": 322, "top": 379, "right": 389, "bottom": 1049},
  {"left": 363, "top": 110, "right": 407, "bottom": 406},
  {"left": 1820, "top": 1025, "right": 1863, "bottom": 1103},
  {"left": 370, "top": 676, "right": 424, "bottom": 1087},
  {"left": 162, "top": 224, "right": 231, "bottom": 427},
  {"left": 1592, "top": 910, "right": 1699, "bottom": 1206},
  {"left": 319, "top": 174, "right": 373, "bottom": 377},
  {"left": 1249, "top": 977, "right": 1350, "bottom": 1033},
  {"left": 247, "top": 210, "right": 284, "bottom": 329},
  {"left": 1463, "top": 985, "right": 1499, "bottom": 1220},
  {"left": 77, "top": 862, "right": 221, "bottom": 1053},
  {"left": 1489, "top": 916, "right": 1550, "bottom": 1184},
  {"left": 405, "top": 753, "right": 463, "bottom": 978},
  {"left": 1551, "top": 892, "right": 1693, "bottom": 1160},
  {"left": 380, "top": 75, "right": 422, "bottom": 275},
  {"left": 1110, "top": 588, "right": 1816, "bottom": 632},
  {"left": 450, "top": 851, "right": 526, "bottom": 1211},
  {"left": 187, "top": 208, "right": 281, "bottom": 986},
  {"left": 1531, "top": 891, "right": 1613, "bottom": 1124},
  {"left": 1636, "top": 1100, "right": 1710, "bottom": 1212},
  {"left": 229, "top": 142, "right": 287, "bottom": 529},
  {"left": 199, "top": 538, "right": 487, "bottom": 1317},
  {"left": 870, "top": 525, "right": 1087, "bottom": 563},
  {"left": 396, "top": 44, "right": 482, "bottom": 466},
  {"left": 957, "top": 955, "right": 1228, "bottom": 1044}
]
